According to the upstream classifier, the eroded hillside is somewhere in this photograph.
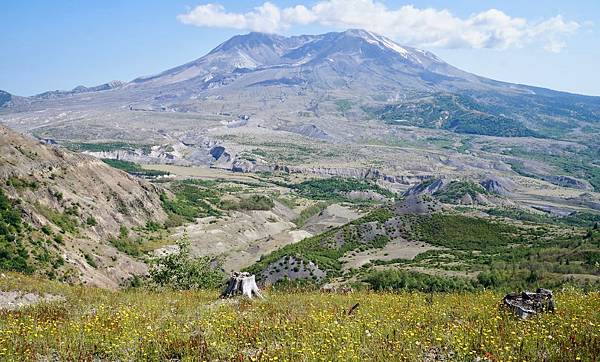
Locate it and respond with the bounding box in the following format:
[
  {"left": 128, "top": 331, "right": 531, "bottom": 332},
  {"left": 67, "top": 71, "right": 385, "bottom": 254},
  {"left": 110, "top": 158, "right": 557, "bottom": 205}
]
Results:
[{"left": 0, "top": 125, "right": 167, "bottom": 287}]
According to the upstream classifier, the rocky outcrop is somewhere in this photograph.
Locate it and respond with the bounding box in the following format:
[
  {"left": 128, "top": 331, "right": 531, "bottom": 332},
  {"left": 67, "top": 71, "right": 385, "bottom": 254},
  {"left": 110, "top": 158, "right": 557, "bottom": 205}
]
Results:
[
  {"left": 404, "top": 178, "right": 447, "bottom": 196},
  {"left": 544, "top": 175, "right": 593, "bottom": 191},
  {"left": 480, "top": 176, "right": 517, "bottom": 195},
  {"left": 260, "top": 256, "right": 326, "bottom": 284},
  {"left": 273, "top": 165, "right": 433, "bottom": 185},
  {"left": 460, "top": 193, "right": 474, "bottom": 205},
  {"left": 278, "top": 124, "right": 330, "bottom": 140}
]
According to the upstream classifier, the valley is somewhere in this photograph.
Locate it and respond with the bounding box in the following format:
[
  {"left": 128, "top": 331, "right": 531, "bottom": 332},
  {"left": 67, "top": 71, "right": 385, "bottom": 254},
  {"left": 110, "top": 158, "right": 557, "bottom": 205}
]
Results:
[{"left": 0, "top": 23, "right": 599, "bottom": 361}]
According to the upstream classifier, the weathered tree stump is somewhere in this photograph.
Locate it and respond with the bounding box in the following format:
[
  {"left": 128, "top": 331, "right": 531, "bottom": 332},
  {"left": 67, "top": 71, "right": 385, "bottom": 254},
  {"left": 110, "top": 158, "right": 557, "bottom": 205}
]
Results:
[
  {"left": 221, "top": 272, "right": 264, "bottom": 299},
  {"left": 502, "top": 288, "right": 555, "bottom": 319}
]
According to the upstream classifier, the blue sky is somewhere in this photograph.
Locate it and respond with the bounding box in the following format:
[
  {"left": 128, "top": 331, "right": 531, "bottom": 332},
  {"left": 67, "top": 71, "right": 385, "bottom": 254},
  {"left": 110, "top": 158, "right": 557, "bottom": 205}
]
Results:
[{"left": 2, "top": 0, "right": 599, "bottom": 96}]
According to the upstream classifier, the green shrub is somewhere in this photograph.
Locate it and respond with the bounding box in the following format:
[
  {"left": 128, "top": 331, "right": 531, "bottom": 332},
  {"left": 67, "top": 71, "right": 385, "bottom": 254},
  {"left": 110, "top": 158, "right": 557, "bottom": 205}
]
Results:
[
  {"left": 160, "top": 182, "right": 221, "bottom": 223},
  {"left": 6, "top": 176, "right": 39, "bottom": 190},
  {"left": 86, "top": 216, "right": 98, "bottom": 226},
  {"left": 148, "top": 239, "right": 224, "bottom": 290},
  {"left": 246, "top": 208, "right": 396, "bottom": 277},
  {"left": 370, "top": 93, "right": 538, "bottom": 137},
  {"left": 108, "top": 236, "right": 142, "bottom": 257},
  {"left": 144, "top": 221, "right": 163, "bottom": 232},
  {"left": 407, "top": 214, "right": 518, "bottom": 250},
  {"left": 36, "top": 204, "right": 78, "bottom": 234},
  {"left": 476, "top": 269, "right": 509, "bottom": 288},
  {"left": 237, "top": 195, "right": 274, "bottom": 210},
  {"left": 41, "top": 225, "right": 52, "bottom": 235},
  {"left": 293, "top": 202, "right": 329, "bottom": 227},
  {"left": 434, "top": 181, "right": 487, "bottom": 203},
  {"left": 0, "top": 188, "right": 32, "bottom": 273},
  {"left": 292, "top": 178, "right": 395, "bottom": 202},
  {"left": 83, "top": 252, "right": 98, "bottom": 268}
]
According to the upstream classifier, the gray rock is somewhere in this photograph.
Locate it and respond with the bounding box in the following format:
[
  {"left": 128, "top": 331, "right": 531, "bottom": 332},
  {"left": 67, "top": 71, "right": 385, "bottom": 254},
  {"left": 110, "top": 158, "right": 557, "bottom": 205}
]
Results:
[
  {"left": 544, "top": 175, "right": 593, "bottom": 191},
  {"left": 480, "top": 176, "right": 517, "bottom": 195}
]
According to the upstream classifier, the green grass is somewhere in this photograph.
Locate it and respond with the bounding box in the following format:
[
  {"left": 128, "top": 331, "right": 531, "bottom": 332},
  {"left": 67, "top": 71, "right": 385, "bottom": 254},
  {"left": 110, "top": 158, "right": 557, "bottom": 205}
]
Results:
[
  {"left": 405, "top": 213, "right": 518, "bottom": 250},
  {"left": 65, "top": 141, "right": 152, "bottom": 154},
  {"left": 291, "top": 178, "right": 395, "bottom": 202},
  {"left": 1, "top": 273, "right": 598, "bottom": 361},
  {"left": 102, "top": 159, "right": 170, "bottom": 178},
  {"left": 292, "top": 202, "right": 330, "bottom": 227}
]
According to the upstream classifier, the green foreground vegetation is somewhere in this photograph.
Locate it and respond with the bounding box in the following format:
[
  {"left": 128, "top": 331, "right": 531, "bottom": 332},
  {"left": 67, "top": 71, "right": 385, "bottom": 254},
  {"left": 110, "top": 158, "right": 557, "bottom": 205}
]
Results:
[
  {"left": 0, "top": 189, "right": 64, "bottom": 277},
  {"left": 0, "top": 273, "right": 598, "bottom": 361}
]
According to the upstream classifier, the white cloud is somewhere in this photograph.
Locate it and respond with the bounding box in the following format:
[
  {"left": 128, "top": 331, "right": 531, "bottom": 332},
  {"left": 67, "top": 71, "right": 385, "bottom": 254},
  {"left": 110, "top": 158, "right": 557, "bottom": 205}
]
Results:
[
  {"left": 177, "top": 0, "right": 581, "bottom": 52},
  {"left": 177, "top": 2, "right": 283, "bottom": 33}
]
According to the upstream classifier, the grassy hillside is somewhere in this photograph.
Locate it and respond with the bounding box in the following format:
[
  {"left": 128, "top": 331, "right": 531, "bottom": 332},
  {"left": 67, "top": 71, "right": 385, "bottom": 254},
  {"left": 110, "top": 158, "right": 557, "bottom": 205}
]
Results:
[
  {"left": 246, "top": 204, "right": 600, "bottom": 290},
  {"left": 0, "top": 273, "right": 598, "bottom": 361},
  {"left": 367, "top": 93, "right": 538, "bottom": 137}
]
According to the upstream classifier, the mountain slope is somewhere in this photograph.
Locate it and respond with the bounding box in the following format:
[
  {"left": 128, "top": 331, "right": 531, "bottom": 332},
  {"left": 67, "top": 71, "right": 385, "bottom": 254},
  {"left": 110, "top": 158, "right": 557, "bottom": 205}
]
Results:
[
  {"left": 0, "top": 125, "right": 168, "bottom": 288},
  {"left": 0, "top": 29, "right": 599, "bottom": 206},
  {"left": 2, "top": 29, "right": 598, "bottom": 141}
]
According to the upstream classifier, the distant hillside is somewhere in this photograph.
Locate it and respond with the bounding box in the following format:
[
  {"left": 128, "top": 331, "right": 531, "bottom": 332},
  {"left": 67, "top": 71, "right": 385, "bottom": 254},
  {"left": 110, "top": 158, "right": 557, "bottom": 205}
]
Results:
[
  {"left": 246, "top": 194, "right": 600, "bottom": 290},
  {"left": 0, "top": 125, "right": 168, "bottom": 288}
]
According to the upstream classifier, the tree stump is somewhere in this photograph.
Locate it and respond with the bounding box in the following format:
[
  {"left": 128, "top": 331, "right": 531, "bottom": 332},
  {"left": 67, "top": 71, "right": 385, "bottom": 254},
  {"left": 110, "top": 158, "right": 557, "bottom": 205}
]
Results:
[
  {"left": 502, "top": 288, "right": 555, "bottom": 319},
  {"left": 221, "top": 272, "right": 264, "bottom": 299}
]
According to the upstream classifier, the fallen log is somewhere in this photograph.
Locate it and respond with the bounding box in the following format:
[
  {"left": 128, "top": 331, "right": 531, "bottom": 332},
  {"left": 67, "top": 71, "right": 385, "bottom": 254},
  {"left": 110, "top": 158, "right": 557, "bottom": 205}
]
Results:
[
  {"left": 503, "top": 288, "right": 555, "bottom": 319},
  {"left": 221, "top": 272, "right": 264, "bottom": 299}
]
